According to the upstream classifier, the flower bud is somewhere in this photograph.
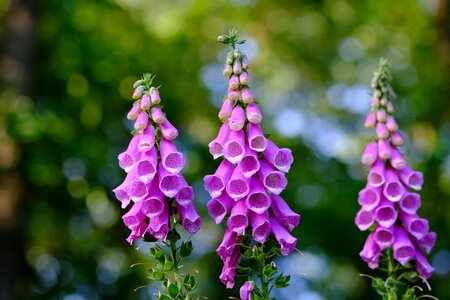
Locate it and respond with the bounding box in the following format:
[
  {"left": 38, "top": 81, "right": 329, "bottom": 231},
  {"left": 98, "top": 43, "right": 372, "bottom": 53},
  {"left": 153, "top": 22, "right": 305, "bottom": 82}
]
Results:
[
  {"left": 140, "top": 92, "right": 151, "bottom": 110},
  {"left": 228, "top": 75, "right": 240, "bottom": 90},
  {"left": 127, "top": 102, "right": 141, "bottom": 120},
  {"left": 133, "top": 86, "right": 144, "bottom": 99},
  {"left": 151, "top": 106, "right": 166, "bottom": 124},
  {"left": 364, "top": 112, "right": 376, "bottom": 128},
  {"left": 233, "top": 48, "right": 241, "bottom": 59},
  {"left": 150, "top": 88, "right": 161, "bottom": 104},
  {"left": 223, "top": 64, "right": 233, "bottom": 77},
  {"left": 371, "top": 97, "right": 379, "bottom": 108},
  {"left": 239, "top": 71, "right": 250, "bottom": 86},
  {"left": 242, "top": 54, "right": 250, "bottom": 70},
  {"left": 380, "top": 98, "right": 387, "bottom": 106},
  {"left": 391, "top": 130, "right": 404, "bottom": 146},
  {"left": 226, "top": 51, "right": 234, "bottom": 65},
  {"left": 376, "top": 109, "right": 386, "bottom": 122},
  {"left": 241, "top": 87, "right": 254, "bottom": 103},
  {"left": 217, "top": 35, "right": 231, "bottom": 44},
  {"left": 134, "top": 111, "right": 148, "bottom": 131},
  {"left": 133, "top": 79, "right": 144, "bottom": 88},
  {"left": 228, "top": 89, "right": 240, "bottom": 102},
  {"left": 387, "top": 102, "right": 395, "bottom": 114},
  {"left": 233, "top": 60, "right": 242, "bottom": 75}
]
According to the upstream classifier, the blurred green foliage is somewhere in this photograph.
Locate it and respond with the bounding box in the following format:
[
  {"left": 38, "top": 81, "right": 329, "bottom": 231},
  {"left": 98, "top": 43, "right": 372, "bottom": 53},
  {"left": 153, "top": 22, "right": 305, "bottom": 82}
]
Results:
[{"left": 1, "top": 0, "right": 449, "bottom": 299}]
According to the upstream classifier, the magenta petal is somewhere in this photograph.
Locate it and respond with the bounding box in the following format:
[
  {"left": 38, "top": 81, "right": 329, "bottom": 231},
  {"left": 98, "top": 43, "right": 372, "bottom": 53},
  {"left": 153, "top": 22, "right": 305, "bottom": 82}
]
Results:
[
  {"left": 263, "top": 140, "right": 293, "bottom": 173},
  {"left": 135, "top": 147, "right": 157, "bottom": 184},
  {"left": 393, "top": 225, "right": 415, "bottom": 266},
  {"left": 378, "top": 138, "right": 391, "bottom": 160},
  {"left": 204, "top": 159, "right": 234, "bottom": 198},
  {"left": 391, "top": 130, "right": 405, "bottom": 146},
  {"left": 415, "top": 250, "right": 434, "bottom": 279},
  {"left": 247, "top": 123, "right": 267, "bottom": 152},
  {"left": 158, "top": 163, "right": 183, "bottom": 197},
  {"left": 418, "top": 232, "right": 436, "bottom": 254},
  {"left": 159, "top": 119, "right": 178, "bottom": 140},
  {"left": 239, "top": 145, "right": 260, "bottom": 178},
  {"left": 390, "top": 147, "right": 406, "bottom": 169},
  {"left": 364, "top": 112, "right": 376, "bottom": 128},
  {"left": 271, "top": 194, "right": 300, "bottom": 231},
  {"left": 122, "top": 200, "right": 145, "bottom": 228},
  {"left": 229, "top": 106, "right": 245, "bottom": 131},
  {"left": 376, "top": 122, "right": 389, "bottom": 139},
  {"left": 368, "top": 159, "right": 385, "bottom": 187},
  {"left": 358, "top": 185, "right": 381, "bottom": 211},
  {"left": 150, "top": 89, "right": 161, "bottom": 105},
  {"left": 361, "top": 141, "right": 378, "bottom": 165},
  {"left": 151, "top": 106, "right": 166, "bottom": 124},
  {"left": 250, "top": 211, "right": 270, "bottom": 243},
  {"left": 113, "top": 172, "right": 133, "bottom": 208},
  {"left": 373, "top": 225, "right": 394, "bottom": 250},
  {"left": 383, "top": 167, "right": 404, "bottom": 202},
  {"left": 374, "top": 198, "right": 398, "bottom": 228},
  {"left": 127, "top": 102, "right": 141, "bottom": 120},
  {"left": 217, "top": 228, "right": 239, "bottom": 261},
  {"left": 270, "top": 216, "right": 297, "bottom": 256},
  {"left": 359, "top": 232, "right": 381, "bottom": 269},
  {"left": 245, "top": 176, "right": 271, "bottom": 214},
  {"left": 219, "top": 98, "right": 233, "bottom": 122},
  {"left": 355, "top": 208, "right": 374, "bottom": 231},
  {"left": 141, "top": 92, "right": 151, "bottom": 110},
  {"left": 208, "top": 120, "right": 231, "bottom": 159},
  {"left": 174, "top": 177, "right": 194, "bottom": 207},
  {"left": 227, "top": 199, "right": 249, "bottom": 235},
  {"left": 228, "top": 75, "right": 240, "bottom": 90},
  {"left": 246, "top": 102, "right": 263, "bottom": 124},
  {"left": 219, "top": 246, "right": 240, "bottom": 289},
  {"left": 160, "top": 139, "right": 185, "bottom": 174},
  {"left": 223, "top": 130, "right": 245, "bottom": 164},
  {"left": 386, "top": 116, "right": 398, "bottom": 131},
  {"left": 398, "top": 165, "right": 423, "bottom": 191},
  {"left": 241, "top": 87, "right": 254, "bottom": 103},
  {"left": 399, "top": 211, "right": 429, "bottom": 240},
  {"left": 207, "top": 192, "right": 233, "bottom": 224},
  {"left": 240, "top": 281, "right": 254, "bottom": 300},
  {"left": 134, "top": 111, "right": 148, "bottom": 131},
  {"left": 126, "top": 222, "right": 148, "bottom": 244},
  {"left": 148, "top": 207, "right": 169, "bottom": 241},
  {"left": 127, "top": 175, "right": 148, "bottom": 202},
  {"left": 399, "top": 192, "right": 421, "bottom": 215},
  {"left": 141, "top": 180, "right": 166, "bottom": 217},
  {"left": 176, "top": 201, "right": 201, "bottom": 235},
  {"left": 138, "top": 125, "right": 156, "bottom": 152},
  {"left": 258, "top": 159, "right": 287, "bottom": 195},
  {"left": 118, "top": 134, "right": 141, "bottom": 172},
  {"left": 226, "top": 167, "right": 250, "bottom": 200}
]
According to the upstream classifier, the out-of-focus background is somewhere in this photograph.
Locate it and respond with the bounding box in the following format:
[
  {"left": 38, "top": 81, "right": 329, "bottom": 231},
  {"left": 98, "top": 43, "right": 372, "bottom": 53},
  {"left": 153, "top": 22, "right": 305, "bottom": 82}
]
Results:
[{"left": 1, "top": 0, "right": 449, "bottom": 299}]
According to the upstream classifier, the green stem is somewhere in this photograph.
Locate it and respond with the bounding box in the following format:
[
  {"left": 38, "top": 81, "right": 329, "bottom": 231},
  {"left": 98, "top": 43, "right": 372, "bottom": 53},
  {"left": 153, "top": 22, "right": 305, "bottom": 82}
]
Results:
[{"left": 259, "top": 254, "right": 270, "bottom": 299}]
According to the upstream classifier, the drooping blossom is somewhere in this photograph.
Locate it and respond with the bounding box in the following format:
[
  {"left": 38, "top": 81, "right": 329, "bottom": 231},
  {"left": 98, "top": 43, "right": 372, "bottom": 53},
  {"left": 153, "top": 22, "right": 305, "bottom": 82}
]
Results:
[
  {"left": 113, "top": 74, "right": 201, "bottom": 244},
  {"left": 356, "top": 61, "right": 435, "bottom": 279},
  {"left": 206, "top": 38, "right": 300, "bottom": 289}
]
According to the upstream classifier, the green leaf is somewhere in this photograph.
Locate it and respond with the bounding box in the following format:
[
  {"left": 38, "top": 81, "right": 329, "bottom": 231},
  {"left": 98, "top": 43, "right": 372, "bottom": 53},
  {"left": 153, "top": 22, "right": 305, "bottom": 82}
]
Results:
[
  {"left": 150, "top": 247, "right": 166, "bottom": 265},
  {"left": 158, "top": 293, "right": 170, "bottom": 300},
  {"left": 401, "top": 271, "right": 418, "bottom": 282},
  {"left": 164, "top": 256, "right": 175, "bottom": 271},
  {"left": 180, "top": 241, "right": 193, "bottom": 257},
  {"left": 263, "top": 262, "right": 278, "bottom": 278},
  {"left": 273, "top": 274, "right": 290, "bottom": 288},
  {"left": 183, "top": 274, "right": 196, "bottom": 290},
  {"left": 371, "top": 277, "right": 386, "bottom": 295},
  {"left": 167, "top": 283, "right": 179, "bottom": 297},
  {"left": 148, "top": 268, "right": 165, "bottom": 281}
]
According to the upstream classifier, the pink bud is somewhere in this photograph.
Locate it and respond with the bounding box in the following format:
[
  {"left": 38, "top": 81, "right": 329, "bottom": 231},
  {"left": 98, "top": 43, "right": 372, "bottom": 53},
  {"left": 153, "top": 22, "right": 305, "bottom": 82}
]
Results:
[
  {"left": 228, "top": 89, "right": 239, "bottom": 102},
  {"left": 127, "top": 102, "right": 141, "bottom": 120},
  {"left": 233, "top": 60, "right": 242, "bottom": 75},
  {"left": 151, "top": 106, "right": 166, "bottom": 124},
  {"left": 228, "top": 75, "right": 239, "bottom": 90},
  {"left": 241, "top": 87, "right": 254, "bottom": 104},
  {"left": 150, "top": 89, "right": 161, "bottom": 104},
  {"left": 134, "top": 111, "right": 148, "bottom": 131},
  {"left": 219, "top": 98, "right": 233, "bottom": 122},
  {"left": 378, "top": 138, "right": 391, "bottom": 160},
  {"left": 391, "top": 131, "right": 404, "bottom": 146},
  {"left": 371, "top": 97, "right": 379, "bottom": 108},
  {"left": 376, "top": 109, "right": 386, "bottom": 122},
  {"left": 132, "top": 86, "right": 144, "bottom": 99},
  {"left": 364, "top": 112, "right": 376, "bottom": 128},
  {"left": 223, "top": 64, "right": 233, "bottom": 77},
  {"left": 242, "top": 55, "right": 250, "bottom": 70},
  {"left": 239, "top": 71, "right": 250, "bottom": 86},
  {"left": 140, "top": 93, "right": 151, "bottom": 110},
  {"left": 386, "top": 116, "right": 398, "bottom": 131},
  {"left": 387, "top": 102, "right": 395, "bottom": 114},
  {"left": 376, "top": 122, "right": 389, "bottom": 139}
]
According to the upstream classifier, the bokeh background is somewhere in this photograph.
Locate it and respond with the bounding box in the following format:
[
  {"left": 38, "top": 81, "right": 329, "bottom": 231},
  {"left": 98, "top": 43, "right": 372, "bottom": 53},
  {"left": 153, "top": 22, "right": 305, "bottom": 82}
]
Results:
[{"left": 1, "top": 0, "right": 449, "bottom": 299}]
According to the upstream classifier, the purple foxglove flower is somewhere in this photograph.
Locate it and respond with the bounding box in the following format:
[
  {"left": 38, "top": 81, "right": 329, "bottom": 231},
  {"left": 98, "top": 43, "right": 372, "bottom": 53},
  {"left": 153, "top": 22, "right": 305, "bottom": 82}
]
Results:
[
  {"left": 246, "top": 102, "right": 263, "bottom": 124},
  {"left": 357, "top": 185, "right": 381, "bottom": 211},
  {"left": 239, "top": 145, "right": 260, "bottom": 178},
  {"left": 245, "top": 176, "right": 271, "bottom": 214},
  {"left": 398, "top": 165, "right": 423, "bottom": 190},
  {"left": 373, "top": 225, "right": 394, "bottom": 250},
  {"left": 399, "top": 211, "right": 429, "bottom": 240},
  {"left": 387, "top": 101, "right": 395, "bottom": 114},
  {"left": 227, "top": 199, "right": 249, "bottom": 235},
  {"left": 233, "top": 59, "right": 242, "bottom": 75},
  {"left": 204, "top": 159, "right": 234, "bottom": 198},
  {"left": 113, "top": 173, "right": 133, "bottom": 208},
  {"left": 126, "top": 222, "right": 148, "bottom": 244},
  {"left": 374, "top": 120, "right": 389, "bottom": 139},
  {"left": 159, "top": 119, "right": 179, "bottom": 140},
  {"left": 133, "top": 86, "right": 144, "bottom": 99},
  {"left": 176, "top": 201, "right": 201, "bottom": 235},
  {"left": 240, "top": 281, "right": 254, "bottom": 300},
  {"left": 158, "top": 163, "right": 183, "bottom": 198},
  {"left": 228, "top": 74, "right": 240, "bottom": 90},
  {"left": 134, "top": 111, "right": 149, "bottom": 131},
  {"left": 174, "top": 177, "right": 194, "bottom": 207},
  {"left": 386, "top": 116, "right": 398, "bottom": 131},
  {"left": 223, "top": 130, "right": 245, "bottom": 164},
  {"left": 242, "top": 54, "right": 250, "bottom": 70},
  {"left": 263, "top": 140, "right": 294, "bottom": 173},
  {"left": 390, "top": 147, "right": 406, "bottom": 169},
  {"left": 118, "top": 134, "right": 141, "bottom": 172},
  {"left": 128, "top": 175, "right": 148, "bottom": 202},
  {"left": 134, "top": 147, "right": 157, "bottom": 183},
  {"left": 229, "top": 106, "right": 245, "bottom": 131},
  {"left": 257, "top": 159, "right": 287, "bottom": 195},
  {"left": 151, "top": 106, "right": 166, "bottom": 124},
  {"left": 226, "top": 167, "right": 250, "bottom": 200},
  {"left": 250, "top": 211, "right": 270, "bottom": 243},
  {"left": 150, "top": 88, "right": 161, "bottom": 104},
  {"left": 148, "top": 207, "right": 169, "bottom": 241},
  {"left": 361, "top": 140, "right": 378, "bottom": 166},
  {"left": 390, "top": 130, "right": 405, "bottom": 146},
  {"left": 371, "top": 97, "right": 379, "bottom": 108},
  {"left": 393, "top": 225, "right": 415, "bottom": 266},
  {"left": 271, "top": 194, "right": 300, "bottom": 231},
  {"left": 223, "top": 64, "right": 233, "bottom": 77},
  {"left": 138, "top": 125, "right": 156, "bottom": 152},
  {"left": 364, "top": 112, "right": 376, "bottom": 128},
  {"left": 127, "top": 102, "right": 141, "bottom": 120},
  {"left": 141, "top": 180, "right": 166, "bottom": 217},
  {"left": 159, "top": 139, "right": 185, "bottom": 174},
  {"left": 239, "top": 71, "right": 250, "bottom": 86},
  {"left": 220, "top": 246, "right": 240, "bottom": 288},
  {"left": 207, "top": 192, "right": 234, "bottom": 224},
  {"left": 141, "top": 92, "right": 151, "bottom": 110},
  {"left": 417, "top": 232, "right": 436, "bottom": 254},
  {"left": 415, "top": 250, "right": 435, "bottom": 279},
  {"left": 247, "top": 123, "right": 267, "bottom": 152},
  {"left": 378, "top": 138, "right": 391, "bottom": 160},
  {"left": 241, "top": 87, "right": 254, "bottom": 104},
  {"left": 383, "top": 167, "right": 404, "bottom": 202},
  {"left": 122, "top": 200, "right": 145, "bottom": 228},
  {"left": 399, "top": 192, "right": 421, "bottom": 215},
  {"left": 270, "top": 216, "right": 297, "bottom": 256},
  {"left": 209, "top": 121, "right": 231, "bottom": 159},
  {"left": 228, "top": 88, "right": 240, "bottom": 102},
  {"left": 376, "top": 108, "right": 386, "bottom": 122},
  {"left": 355, "top": 208, "right": 374, "bottom": 231},
  {"left": 368, "top": 159, "right": 385, "bottom": 187},
  {"left": 359, "top": 232, "right": 381, "bottom": 269},
  {"left": 374, "top": 198, "right": 398, "bottom": 228},
  {"left": 219, "top": 98, "right": 233, "bottom": 122},
  {"left": 217, "top": 228, "right": 239, "bottom": 261}
]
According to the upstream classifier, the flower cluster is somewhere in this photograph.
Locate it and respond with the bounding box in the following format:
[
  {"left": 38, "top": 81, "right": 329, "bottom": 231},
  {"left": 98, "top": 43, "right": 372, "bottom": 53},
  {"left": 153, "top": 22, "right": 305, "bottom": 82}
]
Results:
[
  {"left": 205, "top": 36, "right": 300, "bottom": 289},
  {"left": 356, "top": 61, "right": 435, "bottom": 279},
  {"left": 113, "top": 74, "right": 201, "bottom": 244}
]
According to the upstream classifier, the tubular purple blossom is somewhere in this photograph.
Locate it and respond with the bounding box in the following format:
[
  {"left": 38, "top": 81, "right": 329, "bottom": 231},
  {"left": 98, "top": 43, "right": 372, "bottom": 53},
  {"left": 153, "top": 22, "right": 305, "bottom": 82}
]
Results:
[
  {"left": 247, "top": 123, "right": 268, "bottom": 152},
  {"left": 270, "top": 216, "right": 297, "bottom": 256},
  {"left": 219, "top": 98, "right": 233, "bottom": 122},
  {"left": 229, "top": 106, "right": 245, "bottom": 131},
  {"left": 204, "top": 159, "right": 234, "bottom": 198},
  {"left": 240, "top": 281, "right": 254, "bottom": 300},
  {"left": 159, "top": 119, "right": 179, "bottom": 140},
  {"left": 246, "top": 102, "right": 263, "bottom": 124},
  {"left": 151, "top": 106, "right": 166, "bottom": 124},
  {"left": 209, "top": 121, "right": 231, "bottom": 159}
]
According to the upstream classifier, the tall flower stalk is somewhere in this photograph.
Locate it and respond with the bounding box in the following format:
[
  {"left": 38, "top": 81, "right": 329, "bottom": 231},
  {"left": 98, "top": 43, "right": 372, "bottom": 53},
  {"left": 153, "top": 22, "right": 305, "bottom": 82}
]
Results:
[
  {"left": 113, "top": 74, "right": 200, "bottom": 299},
  {"left": 205, "top": 30, "right": 300, "bottom": 299},
  {"left": 356, "top": 60, "right": 436, "bottom": 299}
]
